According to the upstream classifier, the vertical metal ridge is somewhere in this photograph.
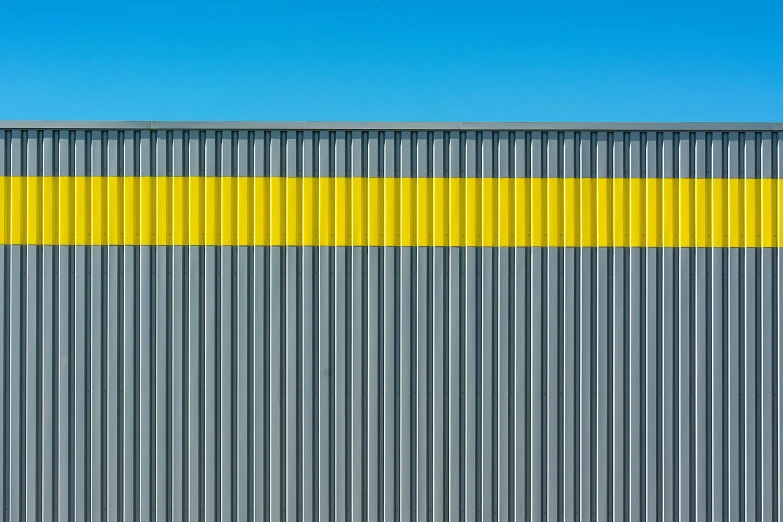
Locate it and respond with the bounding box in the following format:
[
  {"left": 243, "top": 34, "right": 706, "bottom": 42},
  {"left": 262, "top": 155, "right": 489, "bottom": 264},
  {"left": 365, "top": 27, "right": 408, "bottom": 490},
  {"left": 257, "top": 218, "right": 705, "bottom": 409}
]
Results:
[
  {"left": 775, "top": 131, "right": 783, "bottom": 522},
  {"left": 672, "top": 131, "right": 681, "bottom": 522},
  {"left": 1, "top": 128, "right": 6, "bottom": 522}
]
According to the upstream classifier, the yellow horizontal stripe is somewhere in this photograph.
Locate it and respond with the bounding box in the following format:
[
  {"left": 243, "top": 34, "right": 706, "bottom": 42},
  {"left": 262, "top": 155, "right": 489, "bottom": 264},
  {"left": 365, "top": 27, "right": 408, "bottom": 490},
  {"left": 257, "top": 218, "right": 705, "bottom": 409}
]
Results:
[{"left": 0, "top": 176, "right": 780, "bottom": 248}]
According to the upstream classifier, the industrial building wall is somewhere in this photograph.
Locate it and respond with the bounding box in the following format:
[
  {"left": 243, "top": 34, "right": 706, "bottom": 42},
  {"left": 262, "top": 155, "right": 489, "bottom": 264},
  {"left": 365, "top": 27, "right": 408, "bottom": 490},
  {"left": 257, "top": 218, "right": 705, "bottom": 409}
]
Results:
[{"left": 0, "top": 123, "right": 781, "bottom": 521}]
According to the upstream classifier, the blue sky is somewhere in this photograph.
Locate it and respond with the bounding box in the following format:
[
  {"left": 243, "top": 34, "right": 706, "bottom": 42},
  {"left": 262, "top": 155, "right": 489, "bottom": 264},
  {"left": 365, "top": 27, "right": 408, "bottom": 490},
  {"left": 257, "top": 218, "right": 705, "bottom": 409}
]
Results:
[{"left": 1, "top": 0, "right": 781, "bottom": 122}]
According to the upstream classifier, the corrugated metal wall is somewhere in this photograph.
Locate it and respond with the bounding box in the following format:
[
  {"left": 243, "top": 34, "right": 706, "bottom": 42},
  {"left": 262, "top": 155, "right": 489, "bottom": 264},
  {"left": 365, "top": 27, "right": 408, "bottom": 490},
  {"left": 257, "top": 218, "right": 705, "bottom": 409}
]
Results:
[{"left": 0, "top": 122, "right": 782, "bottom": 521}]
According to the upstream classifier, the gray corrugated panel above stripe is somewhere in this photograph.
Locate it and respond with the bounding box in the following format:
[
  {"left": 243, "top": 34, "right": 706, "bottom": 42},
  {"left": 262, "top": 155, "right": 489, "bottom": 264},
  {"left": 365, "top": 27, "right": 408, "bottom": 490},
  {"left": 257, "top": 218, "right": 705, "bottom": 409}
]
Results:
[{"left": 2, "top": 127, "right": 778, "bottom": 180}]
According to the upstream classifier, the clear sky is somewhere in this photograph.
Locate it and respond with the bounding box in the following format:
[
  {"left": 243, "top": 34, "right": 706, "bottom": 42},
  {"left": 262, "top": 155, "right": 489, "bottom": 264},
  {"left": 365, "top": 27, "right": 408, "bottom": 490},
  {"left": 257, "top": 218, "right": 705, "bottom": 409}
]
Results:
[{"left": 1, "top": 0, "right": 781, "bottom": 122}]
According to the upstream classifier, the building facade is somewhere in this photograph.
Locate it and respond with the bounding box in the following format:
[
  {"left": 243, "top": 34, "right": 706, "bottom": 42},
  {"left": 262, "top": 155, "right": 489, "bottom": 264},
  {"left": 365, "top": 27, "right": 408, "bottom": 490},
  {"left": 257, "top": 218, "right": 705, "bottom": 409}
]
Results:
[{"left": 0, "top": 122, "right": 781, "bottom": 521}]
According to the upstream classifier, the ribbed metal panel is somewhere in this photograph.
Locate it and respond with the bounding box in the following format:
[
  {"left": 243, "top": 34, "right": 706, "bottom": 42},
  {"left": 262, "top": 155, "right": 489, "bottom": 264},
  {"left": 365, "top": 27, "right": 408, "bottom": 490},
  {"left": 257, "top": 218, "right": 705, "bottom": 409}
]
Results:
[{"left": 0, "top": 124, "right": 782, "bottom": 521}]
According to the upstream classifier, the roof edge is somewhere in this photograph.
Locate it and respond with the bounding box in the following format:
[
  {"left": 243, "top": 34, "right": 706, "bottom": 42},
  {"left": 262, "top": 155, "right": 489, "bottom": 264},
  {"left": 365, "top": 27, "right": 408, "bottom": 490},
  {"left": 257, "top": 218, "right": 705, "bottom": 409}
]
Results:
[{"left": 1, "top": 121, "right": 781, "bottom": 131}]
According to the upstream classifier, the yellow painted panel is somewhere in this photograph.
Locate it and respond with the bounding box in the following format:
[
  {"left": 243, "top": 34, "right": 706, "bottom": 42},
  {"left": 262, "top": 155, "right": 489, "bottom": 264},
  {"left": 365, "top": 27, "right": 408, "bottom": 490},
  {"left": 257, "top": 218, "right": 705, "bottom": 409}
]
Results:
[
  {"left": 0, "top": 178, "right": 7, "bottom": 244},
  {"left": 630, "top": 179, "right": 645, "bottom": 247},
  {"left": 255, "top": 177, "right": 270, "bottom": 246},
  {"left": 482, "top": 178, "right": 497, "bottom": 247},
  {"left": 693, "top": 179, "right": 708, "bottom": 247},
  {"left": 59, "top": 177, "right": 74, "bottom": 245},
  {"left": 401, "top": 179, "right": 417, "bottom": 246},
  {"left": 417, "top": 177, "right": 433, "bottom": 246},
  {"left": 462, "top": 178, "right": 479, "bottom": 247},
  {"left": 745, "top": 179, "right": 760, "bottom": 247},
  {"left": 74, "top": 177, "right": 90, "bottom": 244},
  {"left": 334, "top": 178, "right": 349, "bottom": 246},
  {"left": 124, "top": 177, "right": 140, "bottom": 245},
  {"left": 762, "top": 179, "right": 776, "bottom": 248},
  {"left": 270, "top": 177, "right": 286, "bottom": 246},
  {"left": 204, "top": 177, "right": 219, "bottom": 246},
  {"left": 172, "top": 177, "right": 187, "bottom": 245},
  {"left": 531, "top": 179, "right": 545, "bottom": 247},
  {"left": 712, "top": 179, "right": 727, "bottom": 248},
  {"left": 512, "top": 179, "right": 525, "bottom": 246},
  {"left": 42, "top": 177, "right": 56, "bottom": 244},
  {"left": 221, "top": 176, "right": 237, "bottom": 246},
  {"left": 726, "top": 179, "right": 737, "bottom": 246},
  {"left": 564, "top": 179, "right": 577, "bottom": 247},
  {"left": 498, "top": 178, "right": 514, "bottom": 247},
  {"left": 27, "top": 176, "right": 42, "bottom": 244},
  {"left": 580, "top": 179, "right": 595, "bottom": 247},
  {"left": 236, "top": 178, "right": 249, "bottom": 246},
  {"left": 138, "top": 177, "right": 154, "bottom": 245},
  {"left": 1, "top": 175, "right": 783, "bottom": 248},
  {"left": 640, "top": 179, "right": 663, "bottom": 246},
  {"left": 384, "top": 178, "right": 398, "bottom": 246},
  {"left": 11, "top": 176, "right": 25, "bottom": 244},
  {"left": 432, "top": 178, "right": 448, "bottom": 247},
  {"left": 91, "top": 177, "right": 107, "bottom": 244},
  {"left": 663, "top": 179, "right": 678, "bottom": 247},
  {"left": 449, "top": 178, "right": 464, "bottom": 247},
  {"left": 613, "top": 178, "right": 628, "bottom": 247},
  {"left": 354, "top": 177, "right": 368, "bottom": 246},
  {"left": 153, "top": 176, "right": 169, "bottom": 246},
  {"left": 547, "top": 178, "right": 563, "bottom": 247},
  {"left": 188, "top": 176, "right": 204, "bottom": 246},
  {"left": 287, "top": 177, "right": 302, "bottom": 245},
  {"left": 302, "top": 178, "right": 319, "bottom": 246},
  {"left": 597, "top": 179, "right": 612, "bottom": 246},
  {"left": 108, "top": 177, "right": 123, "bottom": 245},
  {"left": 737, "top": 179, "right": 746, "bottom": 246},
  {"left": 679, "top": 179, "right": 694, "bottom": 247}
]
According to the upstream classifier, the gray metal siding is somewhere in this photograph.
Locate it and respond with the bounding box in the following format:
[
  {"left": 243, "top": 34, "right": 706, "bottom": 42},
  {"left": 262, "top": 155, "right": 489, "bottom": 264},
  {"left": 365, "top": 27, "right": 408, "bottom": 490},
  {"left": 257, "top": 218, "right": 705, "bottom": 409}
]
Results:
[{"left": 0, "top": 124, "right": 781, "bottom": 521}]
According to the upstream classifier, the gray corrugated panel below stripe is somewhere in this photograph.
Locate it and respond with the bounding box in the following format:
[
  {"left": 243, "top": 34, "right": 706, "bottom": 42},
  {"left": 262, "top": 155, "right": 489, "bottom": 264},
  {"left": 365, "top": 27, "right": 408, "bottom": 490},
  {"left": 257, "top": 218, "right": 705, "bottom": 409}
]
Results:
[{"left": 3, "top": 244, "right": 782, "bottom": 521}]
